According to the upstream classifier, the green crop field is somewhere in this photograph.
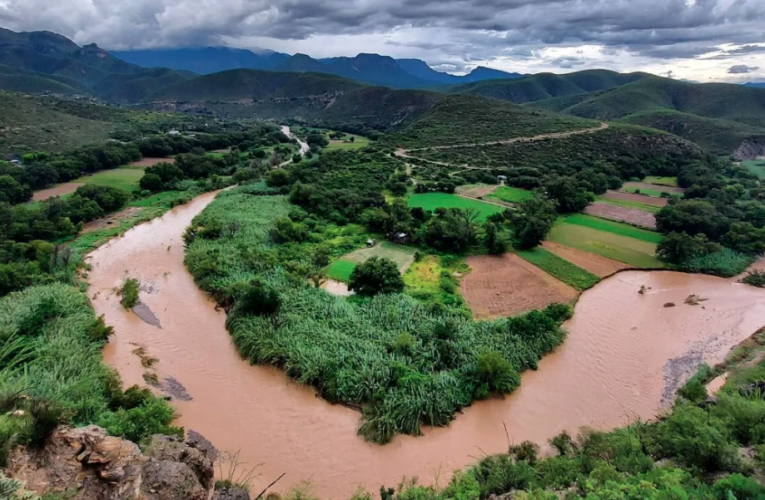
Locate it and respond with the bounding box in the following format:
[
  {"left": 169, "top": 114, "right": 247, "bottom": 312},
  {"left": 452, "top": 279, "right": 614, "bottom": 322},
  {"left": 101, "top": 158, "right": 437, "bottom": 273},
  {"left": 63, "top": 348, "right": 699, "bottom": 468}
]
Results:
[
  {"left": 408, "top": 193, "right": 503, "bottom": 221},
  {"left": 325, "top": 134, "right": 370, "bottom": 151},
  {"left": 548, "top": 222, "right": 662, "bottom": 268},
  {"left": 516, "top": 248, "right": 600, "bottom": 291},
  {"left": 595, "top": 196, "right": 662, "bottom": 213},
  {"left": 488, "top": 186, "right": 534, "bottom": 204},
  {"left": 562, "top": 213, "right": 662, "bottom": 243},
  {"left": 325, "top": 259, "right": 357, "bottom": 282},
  {"left": 743, "top": 160, "right": 765, "bottom": 180},
  {"left": 620, "top": 186, "right": 666, "bottom": 197},
  {"left": 643, "top": 176, "right": 679, "bottom": 187},
  {"left": 72, "top": 167, "right": 144, "bottom": 192}
]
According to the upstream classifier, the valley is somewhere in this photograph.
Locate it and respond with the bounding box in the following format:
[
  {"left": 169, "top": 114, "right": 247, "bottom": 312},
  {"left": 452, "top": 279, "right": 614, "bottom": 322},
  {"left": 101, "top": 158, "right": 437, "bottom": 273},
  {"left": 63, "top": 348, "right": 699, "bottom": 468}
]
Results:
[{"left": 3, "top": 22, "right": 765, "bottom": 500}]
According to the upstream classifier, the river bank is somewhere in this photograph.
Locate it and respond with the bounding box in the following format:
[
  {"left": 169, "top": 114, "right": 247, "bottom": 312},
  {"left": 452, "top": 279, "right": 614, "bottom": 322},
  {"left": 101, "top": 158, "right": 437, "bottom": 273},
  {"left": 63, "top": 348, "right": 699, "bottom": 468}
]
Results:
[{"left": 86, "top": 189, "right": 765, "bottom": 499}]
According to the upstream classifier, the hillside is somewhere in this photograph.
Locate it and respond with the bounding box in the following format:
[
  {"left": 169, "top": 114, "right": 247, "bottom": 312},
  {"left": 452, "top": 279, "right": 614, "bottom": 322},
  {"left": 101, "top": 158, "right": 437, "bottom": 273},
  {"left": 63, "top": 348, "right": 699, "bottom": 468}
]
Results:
[
  {"left": 450, "top": 70, "right": 650, "bottom": 103},
  {"left": 144, "top": 69, "right": 365, "bottom": 102},
  {"left": 390, "top": 94, "right": 598, "bottom": 148},
  {"left": 0, "top": 27, "right": 192, "bottom": 102},
  {"left": 112, "top": 46, "right": 289, "bottom": 74}
]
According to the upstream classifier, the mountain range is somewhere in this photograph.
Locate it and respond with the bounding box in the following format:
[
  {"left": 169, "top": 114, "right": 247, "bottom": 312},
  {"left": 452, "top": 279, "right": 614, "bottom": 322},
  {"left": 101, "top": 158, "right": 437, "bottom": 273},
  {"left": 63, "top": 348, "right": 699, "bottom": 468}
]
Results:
[{"left": 111, "top": 46, "right": 524, "bottom": 89}]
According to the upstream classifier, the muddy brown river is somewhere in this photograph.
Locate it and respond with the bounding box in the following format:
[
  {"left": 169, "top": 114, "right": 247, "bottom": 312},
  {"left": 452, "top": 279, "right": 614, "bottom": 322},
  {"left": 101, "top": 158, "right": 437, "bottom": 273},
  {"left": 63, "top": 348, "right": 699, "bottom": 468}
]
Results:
[{"left": 87, "top": 191, "right": 765, "bottom": 499}]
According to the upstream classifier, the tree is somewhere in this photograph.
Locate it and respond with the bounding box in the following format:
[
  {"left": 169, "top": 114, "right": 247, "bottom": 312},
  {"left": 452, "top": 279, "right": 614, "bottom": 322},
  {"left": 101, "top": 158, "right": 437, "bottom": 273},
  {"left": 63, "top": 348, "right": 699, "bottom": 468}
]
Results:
[
  {"left": 266, "top": 169, "right": 290, "bottom": 187},
  {"left": 544, "top": 176, "right": 594, "bottom": 213},
  {"left": 237, "top": 278, "right": 281, "bottom": 316},
  {"left": 348, "top": 257, "right": 404, "bottom": 296},
  {"left": 485, "top": 222, "right": 508, "bottom": 255},
  {"left": 656, "top": 200, "right": 729, "bottom": 240},
  {"left": 139, "top": 173, "right": 165, "bottom": 192},
  {"left": 292, "top": 154, "right": 302, "bottom": 164},
  {"left": 511, "top": 195, "right": 557, "bottom": 249},
  {"left": 656, "top": 232, "right": 721, "bottom": 264},
  {"left": 0, "top": 175, "right": 30, "bottom": 204},
  {"left": 424, "top": 208, "right": 479, "bottom": 252}
]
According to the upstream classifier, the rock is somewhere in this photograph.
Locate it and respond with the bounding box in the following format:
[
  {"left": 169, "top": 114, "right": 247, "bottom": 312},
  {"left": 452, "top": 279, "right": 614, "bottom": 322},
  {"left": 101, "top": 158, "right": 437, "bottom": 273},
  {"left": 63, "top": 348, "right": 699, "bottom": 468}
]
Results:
[
  {"left": 684, "top": 294, "right": 708, "bottom": 306},
  {"left": 5, "top": 426, "right": 215, "bottom": 500},
  {"left": 663, "top": 302, "right": 676, "bottom": 308},
  {"left": 214, "top": 487, "right": 252, "bottom": 500},
  {"left": 187, "top": 429, "right": 218, "bottom": 462},
  {"left": 146, "top": 435, "right": 214, "bottom": 490}
]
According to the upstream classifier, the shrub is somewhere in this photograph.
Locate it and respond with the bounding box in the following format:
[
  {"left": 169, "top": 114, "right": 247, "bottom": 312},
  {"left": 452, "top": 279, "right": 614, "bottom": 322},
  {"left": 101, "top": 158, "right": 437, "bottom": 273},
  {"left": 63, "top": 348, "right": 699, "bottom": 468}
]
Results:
[
  {"left": 235, "top": 279, "right": 281, "bottom": 316},
  {"left": 742, "top": 270, "right": 765, "bottom": 288},
  {"left": 474, "top": 350, "right": 521, "bottom": 399},
  {"left": 348, "top": 257, "right": 405, "bottom": 296},
  {"left": 98, "top": 398, "right": 181, "bottom": 443},
  {"left": 119, "top": 278, "right": 140, "bottom": 309}
]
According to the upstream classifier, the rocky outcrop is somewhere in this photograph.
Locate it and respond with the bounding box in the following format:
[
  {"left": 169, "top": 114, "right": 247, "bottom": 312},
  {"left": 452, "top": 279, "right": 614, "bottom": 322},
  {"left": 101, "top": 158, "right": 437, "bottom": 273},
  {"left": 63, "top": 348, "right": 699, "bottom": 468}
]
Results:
[
  {"left": 5, "top": 426, "right": 216, "bottom": 500},
  {"left": 733, "top": 138, "right": 765, "bottom": 161}
]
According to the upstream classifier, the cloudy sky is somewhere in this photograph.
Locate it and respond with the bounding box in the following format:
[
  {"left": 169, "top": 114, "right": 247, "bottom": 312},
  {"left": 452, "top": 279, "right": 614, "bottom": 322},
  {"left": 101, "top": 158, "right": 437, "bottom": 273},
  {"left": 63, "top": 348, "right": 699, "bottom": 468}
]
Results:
[{"left": 1, "top": 0, "right": 764, "bottom": 82}]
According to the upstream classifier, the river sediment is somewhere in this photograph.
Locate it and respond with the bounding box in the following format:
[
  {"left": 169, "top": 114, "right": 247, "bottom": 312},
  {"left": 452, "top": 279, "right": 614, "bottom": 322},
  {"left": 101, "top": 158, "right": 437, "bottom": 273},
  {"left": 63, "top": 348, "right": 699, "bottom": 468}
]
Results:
[{"left": 88, "top": 191, "right": 765, "bottom": 499}]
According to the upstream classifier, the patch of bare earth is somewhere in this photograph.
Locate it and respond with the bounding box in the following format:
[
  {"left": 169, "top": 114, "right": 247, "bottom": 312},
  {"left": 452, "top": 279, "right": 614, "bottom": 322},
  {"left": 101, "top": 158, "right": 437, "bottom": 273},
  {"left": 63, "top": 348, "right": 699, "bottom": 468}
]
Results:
[
  {"left": 622, "top": 182, "right": 684, "bottom": 194},
  {"left": 603, "top": 190, "right": 668, "bottom": 207},
  {"left": 542, "top": 241, "right": 632, "bottom": 277},
  {"left": 81, "top": 207, "right": 144, "bottom": 233},
  {"left": 461, "top": 254, "right": 578, "bottom": 319},
  {"left": 457, "top": 184, "right": 498, "bottom": 198},
  {"left": 32, "top": 183, "right": 84, "bottom": 201},
  {"left": 585, "top": 202, "right": 657, "bottom": 229},
  {"left": 130, "top": 157, "right": 175, "bottom": 168}
]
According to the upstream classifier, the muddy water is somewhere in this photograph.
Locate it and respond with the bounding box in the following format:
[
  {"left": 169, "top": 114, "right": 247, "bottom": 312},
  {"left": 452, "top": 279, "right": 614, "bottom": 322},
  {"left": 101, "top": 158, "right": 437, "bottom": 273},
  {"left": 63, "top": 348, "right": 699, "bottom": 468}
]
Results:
[
  {"left": 89, "top": 193, "right": 765, "bottom": 499},
  {"left": 32, "top": 182, "right": 84, "bottom": 201},
  {"left": 282, "top": 125, "right": 310, "bottom": 155}
]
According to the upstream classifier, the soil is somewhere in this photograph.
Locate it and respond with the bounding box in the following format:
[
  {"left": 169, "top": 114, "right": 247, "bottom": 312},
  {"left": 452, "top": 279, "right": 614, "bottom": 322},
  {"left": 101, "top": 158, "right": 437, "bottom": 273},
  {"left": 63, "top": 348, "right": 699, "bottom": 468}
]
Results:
[
  {"left": 460, "top": 254, "right": 579, "bottom": 319},
  {"left": 81, "top": 207, "right": 144, "bottom": 233},
  {"left": 457, "top": 184, "right": 499, "bottom": 199},
  {"left": 32, "top": 182, "right": 84, "bottom": 201},
  {"left": 602, "top": 190, "right": 668, "bottom": 207},
  {"left": 321, "top": 279, "right": 353, "bottom": 296},
  {"left": 542, "top": 241, "right": 632, "bottom": 277},
  {"left": 130, "top": 157, "right": 175, "bottom": 168},
  {"left": 585, "top": 202, "right": 657, "bottom": 229},
  {"left": 622, "top": 182, "right": 684, "bottom": 194}
]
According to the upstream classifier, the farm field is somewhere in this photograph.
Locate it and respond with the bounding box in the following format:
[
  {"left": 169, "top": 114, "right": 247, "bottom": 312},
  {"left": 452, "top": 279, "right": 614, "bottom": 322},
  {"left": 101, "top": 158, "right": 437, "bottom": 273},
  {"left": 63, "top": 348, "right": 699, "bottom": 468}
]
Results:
[
  {"left": 743, "top": 160, "right": 765, "bottom": 179},
  {"left": 456, "top": 184, "right": 498, "bottom": 198},
  {"left": 620, "top": 186, "right": 666, "bottom": 198},
  {"left": 622, "top": 181, "right": 684, "bottom": 195},
  {"left": 403, "top": 255, "right": 469, "bottom": 308},
  {"left": 515, "top": 247, "right": 600, "bottom": 290},
  {"left": 585, "top": 202, "right": 658, "bottom": 228},
  {"left": 326, "top": 134, "right": 370, "bottom": 151},
  {"left": 541, "top": 241, "right": 631, "bottom": 277},
  {"left": 562, "top": 213, "right": 662, "bottom": 243},
  {"left": 407, "top": 192, "right": 503, "bottom": 221},
  {"left": 595, "top": 195, "right": 662, "bottom": 214},
  {"left": 488, "top": 186, "right": 534, "bottom": 204},
  {"left": 326, "top": 242, "right": 417, "bottom": 282},
  {"left": 72, "top": 167, "right": 144, "bottom": 192},
  {"left": 602, "top": 190, "right": 667, "bottom": 207},
  {"left": 460, "top": 253, "right": 578, "bottom": 319},
  {"left": 128, "top": 157, "right": 175, "bottom": 168},
  {"left": 548, "top": 222, "right": 662, "bottom": 268},
  {"left": 643, "top": 176, "right": 679, "bottom": 187}
]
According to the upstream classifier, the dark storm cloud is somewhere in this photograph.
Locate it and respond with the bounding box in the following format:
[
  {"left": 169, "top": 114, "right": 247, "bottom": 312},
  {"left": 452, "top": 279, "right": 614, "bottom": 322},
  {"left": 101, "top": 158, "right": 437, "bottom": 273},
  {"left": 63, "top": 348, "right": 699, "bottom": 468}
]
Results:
[
  {"left": 0, "top": 0, "right": 763, "bottom": 61},
  {"left": 728, "top": 64, "right": 760, "bottom": 74},
  {"left": 551, "top": 56, "right": 587, "bottom": 69}
]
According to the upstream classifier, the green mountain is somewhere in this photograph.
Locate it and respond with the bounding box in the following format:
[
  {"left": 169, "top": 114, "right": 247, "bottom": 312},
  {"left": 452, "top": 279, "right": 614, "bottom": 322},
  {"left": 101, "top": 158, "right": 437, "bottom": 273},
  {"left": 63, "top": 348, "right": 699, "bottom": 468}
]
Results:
[
  {"left": 449, "top": 70, "right": 650, "bottom": 103},
  {"left": 0, "top": 27, "right": 191, "bottom": 102}
]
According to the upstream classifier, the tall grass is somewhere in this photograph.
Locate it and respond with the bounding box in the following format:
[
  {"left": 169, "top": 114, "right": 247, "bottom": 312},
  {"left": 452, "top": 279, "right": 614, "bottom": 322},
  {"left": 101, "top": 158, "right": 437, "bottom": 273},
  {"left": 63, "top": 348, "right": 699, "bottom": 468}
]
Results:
[
  {"left": 678, "top": 248, "right": 755, "bottom": 278},
  {"left": 185, "top": 188, "right": 571, "bottom": 443}
]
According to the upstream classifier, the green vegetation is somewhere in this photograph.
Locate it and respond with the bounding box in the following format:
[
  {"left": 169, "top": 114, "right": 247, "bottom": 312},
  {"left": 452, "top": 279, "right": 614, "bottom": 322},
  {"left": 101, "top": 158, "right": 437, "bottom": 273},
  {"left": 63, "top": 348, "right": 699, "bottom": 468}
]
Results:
[
  {"left": 620, "top": 186, "right": 666, "bottom": 197},
  {"left": 403, "top": 255, "right": 469, "bottom": 311},
  {"left": 743, "top": 160, "right": 765, "bottom": 180},
  {"left": 643, "top": 176, "right": 679, "bottom": 187},
  {"left": 594, "top": 195, "right": 661, "bottom": 213},
  {"left": 407, "top": 193, "right": 503, "bottom": 222},
  {"left": 561, "top": 214, "right": 662, "bottom": 243},
  {"left": 119, "top": 278, "right": 140, "bottom": 309},
  {"left": 348, "top": 257, "right": 405, "bottom": 296},
  {"left": 548, "top": 222, "right": 662, "bottom": 268},
  {"left": 741, "top": 270, "right": 765, "bottom": 288},
  {"left": 185, "top": 187, "right": 572, "bottom": 443},
  {"left": 487, "top": 186, "right": 533, "bottom": 204},
  {"left": 72, "top": 167, "right": 144, "bottom": 192},
  {"left": 326, "top": 259, "right": 357, "bottom": 282},
  {"left": 0, "top": 284, "right": 179, "bottom": 465},
  {"left": 516, "top": 248, "right": 600, "bottom": 291}
]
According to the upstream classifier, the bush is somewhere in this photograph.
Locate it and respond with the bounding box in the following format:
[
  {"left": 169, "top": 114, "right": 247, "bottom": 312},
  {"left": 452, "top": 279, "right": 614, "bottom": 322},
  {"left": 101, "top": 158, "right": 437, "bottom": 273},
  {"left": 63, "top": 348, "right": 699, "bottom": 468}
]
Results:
[
  {"left": 98, "top": 398, "right": 181, "bottom": 443},
  {"left": 474, "top": 350, "right": 521, "bottom": 399},
  {"left": 348, "top": 257, "right": 405, "bottom": 296},
  {"left": 266, "top": 169, "right": 290, "bottom": 187},
  {"left": 235, "top": 279, "right": 281, "bottom": 316},
  {"left": 742, "top": 270, "right": 765, "bottom": 288},
  {"left": 119, "top": 278, "right": 140, "bottom": 309}
]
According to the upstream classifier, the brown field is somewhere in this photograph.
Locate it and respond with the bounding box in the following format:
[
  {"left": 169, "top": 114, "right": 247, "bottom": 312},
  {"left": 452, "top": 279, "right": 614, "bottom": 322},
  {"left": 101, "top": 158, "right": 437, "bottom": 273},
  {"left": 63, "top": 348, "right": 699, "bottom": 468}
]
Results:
[
  {"left": 542, "top": 241, "right": 632, "bottom": 277},
  {"left": 81, "top": 207, "right": 144, "bottom": 233},
  {"left": 461, "top": 254, "right": 578, "bottom": 319},
  {"left": 622, "top": 182, "right": 684, "bottom": 194},
  {"left": 602, "top": 190, "right": 667, "bottom": 207},
  {"left": 129, "top": 157, "right": 175, "bottom": 168},
  {"left": 457, "top": 184, "right": 498, "bottom": 199},
  {"left": 32, "top": 182, "right": 84, "bottom": 201},
  {"left": 585, "top": 202, "right": 657, "bottom": 229}
]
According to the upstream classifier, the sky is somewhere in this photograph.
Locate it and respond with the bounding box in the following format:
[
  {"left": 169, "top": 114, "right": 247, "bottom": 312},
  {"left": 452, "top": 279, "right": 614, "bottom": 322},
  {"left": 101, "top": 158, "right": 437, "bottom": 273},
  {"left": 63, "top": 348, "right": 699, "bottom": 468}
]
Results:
[{"left": 0, "top": 0, "right": 764, "bottom": 82}]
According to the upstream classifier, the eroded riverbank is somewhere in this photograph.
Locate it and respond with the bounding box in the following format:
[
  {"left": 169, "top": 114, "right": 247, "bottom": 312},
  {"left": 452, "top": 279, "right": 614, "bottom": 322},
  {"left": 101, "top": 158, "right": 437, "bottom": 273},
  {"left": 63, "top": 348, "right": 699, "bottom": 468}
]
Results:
[{"left": 88, "top": 191, "right": 765, "bottom": 499}]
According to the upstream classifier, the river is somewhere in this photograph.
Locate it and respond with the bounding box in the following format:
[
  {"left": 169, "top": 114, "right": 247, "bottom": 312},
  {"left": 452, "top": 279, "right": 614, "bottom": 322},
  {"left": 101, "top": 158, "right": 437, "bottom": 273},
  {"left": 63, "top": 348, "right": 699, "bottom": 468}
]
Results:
[
  {"left": 282, "top": 125, "right": 310, "bottom": 155},
  {"left": 87, "top": 190, "right": 765, "bottom": 499}
]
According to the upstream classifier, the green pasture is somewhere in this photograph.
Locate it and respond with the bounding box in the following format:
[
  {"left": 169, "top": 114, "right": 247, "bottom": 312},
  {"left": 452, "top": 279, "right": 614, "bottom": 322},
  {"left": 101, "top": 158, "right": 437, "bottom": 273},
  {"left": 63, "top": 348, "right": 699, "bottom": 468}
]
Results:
[
  {"left": 516, "top": 247, "right": 600, "bottom": 291},
  {"left": 488, "top": 186, "right": 534, "bottom": 204},
  {"left": 548, "top": 222, "right": 662, "bottom": 268},
  {"left": 72, "top": 167, "right": 143, "bottom": 192},
  {"left": 562, "top": 213, "right": 662, "bottom": 243},
  {"left": 407, "top": 193, "right": 503, "bottom": 221}
]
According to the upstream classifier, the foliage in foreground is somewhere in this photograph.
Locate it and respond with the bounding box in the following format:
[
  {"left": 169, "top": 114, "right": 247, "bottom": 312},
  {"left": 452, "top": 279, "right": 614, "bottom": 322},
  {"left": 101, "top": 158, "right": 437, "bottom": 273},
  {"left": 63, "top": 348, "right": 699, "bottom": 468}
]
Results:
[
  {"left": 185, "top": 188, "right": 572, "bottom": 443},
  {"left": 0, "top": 284, "right": 179, "bottom": 464}
]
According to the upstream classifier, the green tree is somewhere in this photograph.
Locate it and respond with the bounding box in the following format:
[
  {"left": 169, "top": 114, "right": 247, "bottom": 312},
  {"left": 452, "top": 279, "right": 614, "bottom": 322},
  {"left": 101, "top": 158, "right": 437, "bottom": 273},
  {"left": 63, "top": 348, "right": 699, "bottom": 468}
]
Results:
[
  {"left": 348, "top": 257, "right": 404, "bottom": 296},
  {"left": 0, "top": 176, "right": 30, "bottom": 205},
  {"left": 544, "top": 176, "right": 593, "bottom": 213},
  {"left": 484, "top": 222, "right": 508, "bottom": 255},
  {"left": 266, "top": 169, "right": 290, "bottom": 187},
  {"left": 656, "top": 232, "right": 721, "bottom": 264},
  {"left": 511, "top": 195, "right": 557, "bottom": 249}
]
